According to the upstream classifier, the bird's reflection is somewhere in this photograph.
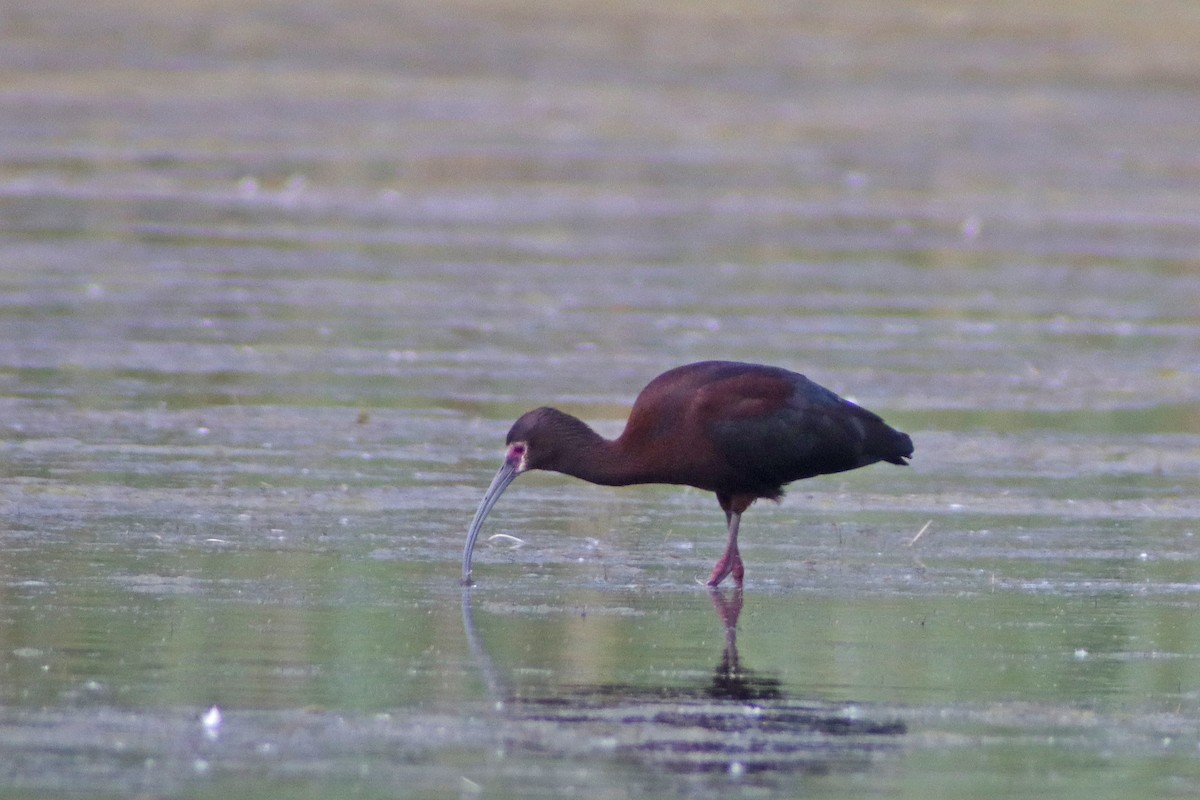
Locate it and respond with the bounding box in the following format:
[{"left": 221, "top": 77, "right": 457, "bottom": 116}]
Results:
[
  {"left": 461, "top": 587, "right": 904, "bottom": 780},
  {"left": 705, "top": 587, "right": 782, "bottom": 703}
]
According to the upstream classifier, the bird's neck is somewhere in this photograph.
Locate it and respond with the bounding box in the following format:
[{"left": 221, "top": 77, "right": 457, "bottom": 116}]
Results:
[{"left": 547, "top": 416, "right": 645, "bottom": 487}]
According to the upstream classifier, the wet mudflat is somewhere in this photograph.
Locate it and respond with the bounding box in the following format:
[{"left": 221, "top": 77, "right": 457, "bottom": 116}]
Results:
[{"left": 3, "top": 0, "right": 1200, "bottom": 797}]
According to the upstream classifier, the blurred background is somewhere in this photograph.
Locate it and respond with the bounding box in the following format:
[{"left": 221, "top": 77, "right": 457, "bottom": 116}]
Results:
[{"left": 1, "top": 1, "right": 1199, "bottom": 797}]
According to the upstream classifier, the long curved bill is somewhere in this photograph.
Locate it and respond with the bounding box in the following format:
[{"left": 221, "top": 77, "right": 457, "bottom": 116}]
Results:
[{"left": 461, "top": 460, "right": 520, "bottom": 585}]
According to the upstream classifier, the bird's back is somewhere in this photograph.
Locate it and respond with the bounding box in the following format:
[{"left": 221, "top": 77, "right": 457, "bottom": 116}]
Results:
[{"left": 622, "top": 361, "right": 911, "bottom": 496}]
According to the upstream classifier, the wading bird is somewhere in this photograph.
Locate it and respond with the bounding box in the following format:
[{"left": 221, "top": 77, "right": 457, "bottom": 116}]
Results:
[{"left": 462, "top": 361, "right": 913, "bottom": 587}]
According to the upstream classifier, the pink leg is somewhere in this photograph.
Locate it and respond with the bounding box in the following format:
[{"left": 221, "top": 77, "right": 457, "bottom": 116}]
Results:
[{"left": 706, "top": 511, "right": 744, "bottom": 587}]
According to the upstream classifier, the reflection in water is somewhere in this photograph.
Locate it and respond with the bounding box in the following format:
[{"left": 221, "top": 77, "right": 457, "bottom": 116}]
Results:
[
  {"left": 462, "top": 589, "right": 904, "bottom": 780},
  {"left": 705, "top": 588, "right": 781, "bottom": 703}
]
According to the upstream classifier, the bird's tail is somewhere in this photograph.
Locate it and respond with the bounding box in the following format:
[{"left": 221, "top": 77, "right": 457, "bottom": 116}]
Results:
[{"left": 880, "top": 429, "right": 913, "bottom": 465}]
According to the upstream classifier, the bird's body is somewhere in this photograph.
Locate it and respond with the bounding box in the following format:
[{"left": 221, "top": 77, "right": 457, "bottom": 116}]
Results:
[{"left": 462, "top": 361, "right": 913, "bottom": 586}]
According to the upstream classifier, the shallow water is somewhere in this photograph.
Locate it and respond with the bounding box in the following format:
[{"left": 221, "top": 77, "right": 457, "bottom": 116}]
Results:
[{"left": 3, "top": 0, "right": 1200, "bottom": 797}]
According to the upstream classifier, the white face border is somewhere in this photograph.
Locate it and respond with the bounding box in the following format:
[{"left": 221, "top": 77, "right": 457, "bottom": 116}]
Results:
[{"left": 506, "top": 441, "right": 529, "bottom": 472}]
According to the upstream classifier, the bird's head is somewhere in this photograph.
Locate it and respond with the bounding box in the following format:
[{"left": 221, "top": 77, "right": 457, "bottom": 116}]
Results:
[
  {"left": 501, "top": 406, "right": 579, "bottom": 473},
  {"left": 461, "top": 407, "right": 581, "bottom": 585}
]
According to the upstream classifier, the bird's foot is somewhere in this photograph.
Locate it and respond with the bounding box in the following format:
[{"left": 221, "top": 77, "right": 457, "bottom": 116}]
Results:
[{"left": 706, "top": 552, "right": 745, "bottom": 588}]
